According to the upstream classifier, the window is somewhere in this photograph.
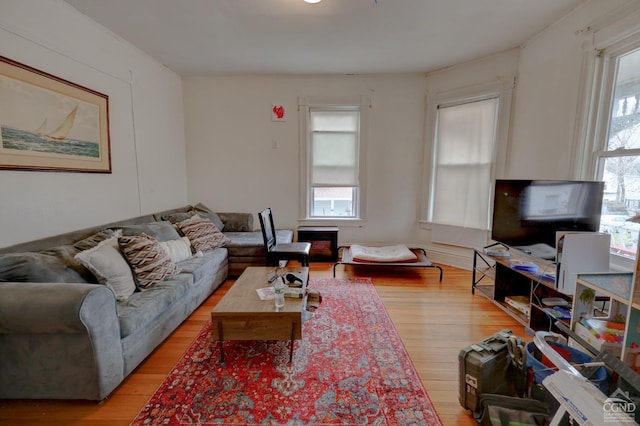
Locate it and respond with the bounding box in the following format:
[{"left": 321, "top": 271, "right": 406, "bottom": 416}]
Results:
[
  {"left": 431, "top": 98, "right": 498, "bottom": 230},
  {"left": 590, "top": 44, "right": 640, "bottom": 261},
  {"left": 299, "top": 96, "right": 370, "bottom": 220},
  {"left": 422, "top": 79, "right": 513, "bottom": 248}
]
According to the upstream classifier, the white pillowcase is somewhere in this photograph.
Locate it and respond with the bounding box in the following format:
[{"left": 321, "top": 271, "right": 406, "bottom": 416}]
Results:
[
  {"left": 75, "top": 230, "right": 136, "bottom": 301},
  {"left": 158, "top": 236, "right": 192, "bottom": 263}
]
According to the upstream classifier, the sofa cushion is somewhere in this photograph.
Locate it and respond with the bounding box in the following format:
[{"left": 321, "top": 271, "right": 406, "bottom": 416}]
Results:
[
  {"left": 177, "top": 247, "right": 227, "bottom": 284},
  {"left": 192, "top": 203, "right": 225, "bottom": 231},
  {"left": 0, "top": 245, "right": 93, "bottom": 284},
  {"left": 217, "top": 212, "right": 253, "bottom": 232},
  {"left": 158, "top": 211, "right": 195, "bottom": 224},
  {"left": 116, "top": 273, "right": 193, "bottom": 338},
  {"left": 224, "top": 230, "right": 294, "bottom": 257},
  {"left": 74, "top": 231, "right": 136, "bottom": 301},
  {"left": 119, "top": 233, "right": 181, "bottom": 289},
  {"left": 118, "top": 221, "right": 181, "bottom": 242},
  {"left": 176, "top": 216, "right": 230, "bottom": 252},
  {"left": 158, "top": 237, "right": 192, "bottom": 263}
]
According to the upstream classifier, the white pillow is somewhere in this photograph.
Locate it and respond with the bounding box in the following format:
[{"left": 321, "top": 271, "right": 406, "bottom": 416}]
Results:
[
  {"left": 75, "top": 230, "right": 136, "bottom": 301},
  {"left": 158, "top": 237, "right": 192, "bottom": 263}
]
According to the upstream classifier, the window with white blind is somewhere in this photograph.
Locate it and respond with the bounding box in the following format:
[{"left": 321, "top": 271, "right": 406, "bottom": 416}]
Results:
[
  {"left": 431, "top": 98, "right": 498, "bottom": 231},
  {"left": 299, "top": 96, "right": 370, "bottom": 220},
  {"left": 422, "top": 79, "right": 513, "bottom": 248}
]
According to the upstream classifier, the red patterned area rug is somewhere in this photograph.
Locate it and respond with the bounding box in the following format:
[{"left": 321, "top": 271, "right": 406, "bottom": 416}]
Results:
[{"left": 131, "top": 277, "right": 442, "bottom": 425}]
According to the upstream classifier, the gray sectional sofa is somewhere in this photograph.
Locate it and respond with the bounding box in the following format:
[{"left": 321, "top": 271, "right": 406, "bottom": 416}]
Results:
[{"left": 0, "top": 204, "right": 293, "bottom": 401}]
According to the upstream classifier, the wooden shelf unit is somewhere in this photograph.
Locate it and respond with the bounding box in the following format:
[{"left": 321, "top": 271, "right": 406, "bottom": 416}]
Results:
[{"left": 472, "top": 247, "right": 570, "bottom": 332}]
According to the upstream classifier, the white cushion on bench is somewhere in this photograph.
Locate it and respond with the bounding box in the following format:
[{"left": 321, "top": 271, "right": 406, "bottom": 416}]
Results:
[{"left": 349, "top": 244, "right": 418, "bottom": 263}]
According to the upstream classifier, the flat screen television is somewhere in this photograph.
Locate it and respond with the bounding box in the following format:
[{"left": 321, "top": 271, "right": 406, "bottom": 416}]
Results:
[{"left": 491, "top": 179, "right": 604, "bottom": 252}]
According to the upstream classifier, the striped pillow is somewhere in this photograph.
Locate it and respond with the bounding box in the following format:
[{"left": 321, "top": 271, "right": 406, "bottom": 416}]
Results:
[
  {"left": 119, "top": 233, "right": 181, "bottom": 289},
  {"left": 176, "top": 215, "right": 230, "bottom": 252}
]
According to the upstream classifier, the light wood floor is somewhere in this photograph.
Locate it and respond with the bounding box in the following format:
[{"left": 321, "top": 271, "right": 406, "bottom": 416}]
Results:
[{"left": 0, "top": 262, "right": 528, "bottom": 426}]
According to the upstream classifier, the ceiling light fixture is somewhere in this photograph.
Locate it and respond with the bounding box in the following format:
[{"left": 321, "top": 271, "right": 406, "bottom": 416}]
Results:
[{"left": 304, "top": 0, "right": 322, "bottom": 3}]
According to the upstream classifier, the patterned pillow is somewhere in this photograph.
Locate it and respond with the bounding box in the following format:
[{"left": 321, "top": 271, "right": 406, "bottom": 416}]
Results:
[
  {"left": 176, "top": 215, "right": 230, "bottom": 252},
  {"left": 119, "top": 233, "right": 181, "bottom": 289}
]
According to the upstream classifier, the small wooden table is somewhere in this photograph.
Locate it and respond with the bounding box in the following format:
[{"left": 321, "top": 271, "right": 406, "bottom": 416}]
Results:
[{"left": 211, "top": 266, "right": 309, "bottom": 363}]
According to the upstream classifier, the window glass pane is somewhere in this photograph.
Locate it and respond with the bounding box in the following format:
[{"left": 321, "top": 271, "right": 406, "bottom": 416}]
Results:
[
  {"left": 312, "top": 132, "right": 358, "bottom": 185},
  {"left": 607, "top": 48, "right": 640, "bottom": 150},
  {"left": 311, "top": 111, "right": 358, "bottom": 131},
  {"left": 598, "top": 47, "right": 640, "bottom": 260},
  {"left": 312, "top": 187, "right": 354, "bottom": 217},
  {"left": 600, "top": 155, "right": 640, "bottom": 259}
]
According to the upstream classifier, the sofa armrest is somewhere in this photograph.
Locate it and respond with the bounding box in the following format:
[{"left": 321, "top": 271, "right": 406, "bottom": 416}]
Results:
[
  {"left": 0, "top": 283, "right": 124, "bottom": 400},
  {"left": 217, "top": 212, "right": 254, "bottom": 232}
]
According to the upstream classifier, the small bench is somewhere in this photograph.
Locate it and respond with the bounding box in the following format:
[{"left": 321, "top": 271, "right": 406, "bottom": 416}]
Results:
[{"left": 333, "top": 245, "right": 443, "bottom": 282}]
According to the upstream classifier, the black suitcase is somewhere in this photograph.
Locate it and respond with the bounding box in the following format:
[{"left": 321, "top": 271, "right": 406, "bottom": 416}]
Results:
[{"left": 459, "top": 329, "right": 517, "bottom": 412}]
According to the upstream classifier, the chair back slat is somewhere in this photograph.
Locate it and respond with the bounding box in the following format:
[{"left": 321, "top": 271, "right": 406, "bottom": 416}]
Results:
[{"left": 258, "top": 208, "right": 276, "bottom": 251}]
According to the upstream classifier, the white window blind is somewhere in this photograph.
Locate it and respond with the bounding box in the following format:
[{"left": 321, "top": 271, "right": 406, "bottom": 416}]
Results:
[
  {"left": 310, "top": 110, "right": 359, "bottom": 186},
  {"left": 431, "top": 97, "right": 498, "bottom": 245}
]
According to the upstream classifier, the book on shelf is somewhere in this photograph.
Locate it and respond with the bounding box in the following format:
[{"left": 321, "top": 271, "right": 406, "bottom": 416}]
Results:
[
  {"left": 542, "top": 306, "right": 571, "bottom": 321},
  {"left": 509, "top": 259, "right": 539, "bottom": 273},
  {"left": 504, "top": 295, "right": 530, "bottom": 317},
  {"left": 537, "top": 269, "right": 556, "bottom": 282}
]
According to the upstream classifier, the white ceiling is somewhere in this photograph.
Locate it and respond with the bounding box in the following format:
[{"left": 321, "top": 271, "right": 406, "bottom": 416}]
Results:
[{"left": 64, "top": 0, "right": 587, "bottom": 76}]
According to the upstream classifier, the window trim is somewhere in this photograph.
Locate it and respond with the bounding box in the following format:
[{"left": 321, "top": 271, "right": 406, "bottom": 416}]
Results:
[{"left": 298, "top": 95, "right": 371, "bottom": 224}]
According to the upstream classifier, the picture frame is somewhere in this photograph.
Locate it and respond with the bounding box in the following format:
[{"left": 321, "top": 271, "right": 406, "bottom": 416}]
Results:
[{"left": 0, "top": 56, "right": 111, "bottom": 173}]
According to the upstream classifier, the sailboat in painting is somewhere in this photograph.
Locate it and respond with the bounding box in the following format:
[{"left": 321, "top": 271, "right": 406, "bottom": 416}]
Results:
[
  {"left": 34, "top": 118, "right": 47, "bottom": 136},
  {"left": 45, "top": 105, "right": 78, "bottom": 141},
  {"left": 31, "top": 105, "right": 78, "bottom": 140}
]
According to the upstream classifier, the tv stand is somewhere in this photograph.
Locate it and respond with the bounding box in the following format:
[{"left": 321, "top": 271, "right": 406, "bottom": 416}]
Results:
[{"left": 472, "top": 246, "right": 569, "bottom": 331}]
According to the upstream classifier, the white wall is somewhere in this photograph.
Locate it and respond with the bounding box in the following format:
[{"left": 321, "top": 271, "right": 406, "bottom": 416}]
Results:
[
  {"left": 0, "top": 0, "right": 188, "bottom": 247},
  {"left": 510, "top": 0, "right": 636, "bottom": 179},
  {"left": 183, "top": 75, "right": 427, "bottom": 245}
]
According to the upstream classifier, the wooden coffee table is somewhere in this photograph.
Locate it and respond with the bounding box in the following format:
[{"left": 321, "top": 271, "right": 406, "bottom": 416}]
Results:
[{"left": 211, "top": 266, "right": 309, "bottom": 363}]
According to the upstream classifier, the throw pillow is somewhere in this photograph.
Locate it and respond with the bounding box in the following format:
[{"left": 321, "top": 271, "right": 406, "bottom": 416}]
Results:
[
  {"left": 159, "top": 211, "right": 195, "bottom": 224},
  {"left": 119, "top": 233, "right": 181, "bottom": 289},
  {"left": 158, "top": 237, "right": 192, "bottom": 263},
  {"left": 74, "top": 231, "right": 136, "bottom": 301},
  {"left": 118, "top": 221, "right": 181, "bottom": 242},
  {"left": 176, "top": 215, "right": 231, "bottom": 252},
  {"left": 72, "top": 229, "right": 119, "bottom": 251},
  {"left": 192, "top": 203, "right": 225, "bottom": 231},
  {"left": 0, "top": 246, "right": 92, "bottom": 284}
]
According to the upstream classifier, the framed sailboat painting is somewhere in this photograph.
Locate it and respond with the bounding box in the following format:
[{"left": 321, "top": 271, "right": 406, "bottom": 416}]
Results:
[{"left": 0, "top": 56, "right": 111, "bottom": 173}]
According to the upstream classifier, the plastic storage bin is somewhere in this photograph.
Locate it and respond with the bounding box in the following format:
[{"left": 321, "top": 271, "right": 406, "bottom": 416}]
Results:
[{"left": 525, "top": 341, "right": 607, "bottom": 393}]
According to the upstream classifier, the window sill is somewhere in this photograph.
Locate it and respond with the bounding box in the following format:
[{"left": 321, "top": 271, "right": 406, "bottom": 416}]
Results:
[{"left": 298, "top": 218, "right": 365, "bottom": 228}]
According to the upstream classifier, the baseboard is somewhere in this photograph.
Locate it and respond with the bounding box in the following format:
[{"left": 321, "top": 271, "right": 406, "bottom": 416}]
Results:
[{"left": 418, "top": 244, "right": 474, "bottom": 271}]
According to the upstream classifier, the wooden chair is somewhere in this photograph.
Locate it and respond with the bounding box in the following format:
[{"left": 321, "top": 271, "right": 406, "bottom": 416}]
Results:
[{"left": 258, "top": 208, "right": 311, "bottom": 267}]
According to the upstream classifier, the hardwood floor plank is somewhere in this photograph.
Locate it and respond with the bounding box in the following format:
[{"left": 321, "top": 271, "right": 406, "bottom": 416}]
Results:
[{"left": 0, "top": 262, "right": 527, "bottom": 426}]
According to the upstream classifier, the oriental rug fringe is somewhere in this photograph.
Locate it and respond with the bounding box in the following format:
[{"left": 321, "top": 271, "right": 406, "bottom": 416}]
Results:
[{"left": 132, "top": 277, "right": 442, "bottom": 425}]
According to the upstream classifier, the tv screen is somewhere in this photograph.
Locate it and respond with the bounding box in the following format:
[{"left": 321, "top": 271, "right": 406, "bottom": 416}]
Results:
[{"left": 491, "top": 179, "right": 604, "bottom": 249}]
